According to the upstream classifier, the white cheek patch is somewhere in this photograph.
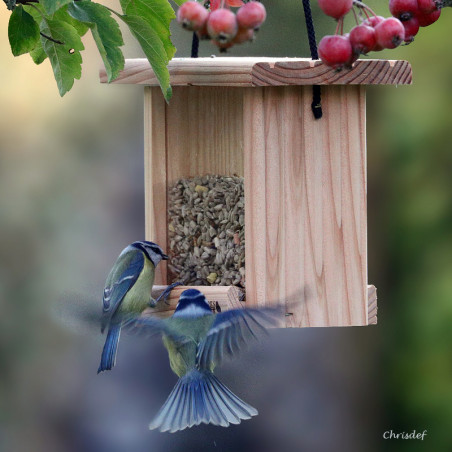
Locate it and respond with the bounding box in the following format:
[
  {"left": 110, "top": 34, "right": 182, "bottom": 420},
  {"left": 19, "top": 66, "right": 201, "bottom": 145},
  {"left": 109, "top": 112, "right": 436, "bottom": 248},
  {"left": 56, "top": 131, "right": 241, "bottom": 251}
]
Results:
[{"left": 173, "top": 304, "right": 211, "bottom": 318}]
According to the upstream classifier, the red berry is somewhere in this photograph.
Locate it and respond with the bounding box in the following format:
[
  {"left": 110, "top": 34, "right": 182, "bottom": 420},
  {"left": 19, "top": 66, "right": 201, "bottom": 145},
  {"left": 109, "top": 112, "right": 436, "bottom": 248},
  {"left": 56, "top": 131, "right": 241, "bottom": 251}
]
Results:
[
  {"left": 211, "top": 0, "right": 244, "bottom": 11},
  {"left": 402, "top": 16, "right": 420, "bottom": 41},
  {"left": 364, "top": 16, "right": 385, "bottom": 50},
  {"left": 365, "top": 15, "right": 385, "bottom": 28},
  {"left": 389, "top": 0, "right": 419, "bottom": 21},
  {"left": 214, "top": 26, "right": 254, "bottom": 52},
  {"left": 318, "top": 35, "right": 353, "bottom": 71},
  {"left": 417, "top": 8, "right": 441, "bottom": 26},
  {"left": 212, "top": 39, "right": 234, "bottom": 52},
  {"left": 236, "top": 1, "right": 267, "bottom": 30},
  {"left": 417, "top": 0, "right": 439, "bottom": 14},
  {"left": 196, "top": 23, "right": 210, "bottom": 40},
  {"left": 349, "top": 24, "right": 376, "bottom": 54},
  {"left": 317, "top": 0, "right": 353, "bottom": 20},
  {"left": 227, "top": 0, "right": 245, "bottom": 6},
  {"left": 207, "top": 8, "right": 238, "bottom": 43},
  {"left": 233, "top": 27, "right": 255, "bottom": 44},
  {"left": 177, "top": 1, "right": 209, "bottom": 31},
  {"left": 374, "top": 17, "right": 405, "bottom": 49}
]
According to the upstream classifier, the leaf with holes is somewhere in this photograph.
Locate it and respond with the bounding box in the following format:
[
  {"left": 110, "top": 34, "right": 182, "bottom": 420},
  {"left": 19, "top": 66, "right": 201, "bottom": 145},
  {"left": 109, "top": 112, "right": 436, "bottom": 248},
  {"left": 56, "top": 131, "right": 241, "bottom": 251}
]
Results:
[
  {"left": 67, "top": 1, "right": 124, "bottom": 82},
  {"left": 40, "top": 18, "right": 84, "bottom": 96},
  {"left": 8, "top": 5, "right": 40, "bottom": 56}
]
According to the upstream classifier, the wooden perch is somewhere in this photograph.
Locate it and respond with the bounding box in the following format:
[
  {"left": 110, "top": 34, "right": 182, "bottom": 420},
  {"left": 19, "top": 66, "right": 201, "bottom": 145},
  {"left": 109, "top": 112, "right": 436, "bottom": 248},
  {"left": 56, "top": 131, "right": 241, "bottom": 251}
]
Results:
[
  {"left": 142, "top": 284, "right": 378, "bottom": 326},
  {"left": 143, "top": 285, "right": 244, "bottom": 319},
  {"left": 367, "top": 285, "right": 378, "bottom": 325}
]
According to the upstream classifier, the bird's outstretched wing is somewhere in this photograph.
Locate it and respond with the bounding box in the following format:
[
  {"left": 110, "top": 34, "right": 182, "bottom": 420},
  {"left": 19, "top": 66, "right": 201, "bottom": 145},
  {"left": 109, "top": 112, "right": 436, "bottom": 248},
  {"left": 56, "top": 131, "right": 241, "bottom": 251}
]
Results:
[
  {"left": 195, "top": 306, "right": 283, "bottom": 370},
  {"left": 101, "top": 248, "right": 144, "bottom": 332},
  {"left": 121, "top": 314, "right": 188, "bottom": 344}
]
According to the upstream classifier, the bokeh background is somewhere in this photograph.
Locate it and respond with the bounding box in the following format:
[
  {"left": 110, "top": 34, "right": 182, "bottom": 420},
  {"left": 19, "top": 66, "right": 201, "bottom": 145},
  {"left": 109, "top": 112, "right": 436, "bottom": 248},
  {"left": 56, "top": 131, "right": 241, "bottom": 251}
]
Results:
[{"left": 1, "top": 1, "right": 451, "bottom": 451}]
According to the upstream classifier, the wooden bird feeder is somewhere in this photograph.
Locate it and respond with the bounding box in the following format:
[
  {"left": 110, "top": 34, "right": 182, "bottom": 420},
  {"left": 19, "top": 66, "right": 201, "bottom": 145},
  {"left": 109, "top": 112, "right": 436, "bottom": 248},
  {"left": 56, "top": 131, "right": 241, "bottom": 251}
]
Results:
[{"left": 100, "top": 57, "right": 412, "bottom": 327}]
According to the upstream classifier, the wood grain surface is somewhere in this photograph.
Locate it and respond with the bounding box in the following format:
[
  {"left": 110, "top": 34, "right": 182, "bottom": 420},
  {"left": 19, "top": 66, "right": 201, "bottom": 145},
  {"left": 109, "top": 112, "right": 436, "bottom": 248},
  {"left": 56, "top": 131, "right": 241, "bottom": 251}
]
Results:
[
  {"left": 143, "top": 84, "right": 376, "bottom": 327},
  {"left": 144, "top": 88, "right": 168, "bottom": 284},
  {"left": 100, "top": 57, "right": 412, "bottom": 87},
  {"left": 367, "top": 285, "right": 378, "bottom": 325},
  {"left": 165, "top": 87, "right": 244, "bottom": 183},
  {"left": 244, "top": 85, "right": 368, "bottom": 327}
]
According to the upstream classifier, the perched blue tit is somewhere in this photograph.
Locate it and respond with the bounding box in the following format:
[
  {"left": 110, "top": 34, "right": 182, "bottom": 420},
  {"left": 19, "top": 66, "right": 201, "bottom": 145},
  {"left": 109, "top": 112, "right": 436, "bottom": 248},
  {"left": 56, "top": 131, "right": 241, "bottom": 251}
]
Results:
[
  {"left": 126, "top": 288, "right": 282, "bottom": 432},
  {"left": 98, "top": 241, "right": 168, "bottom": 374}
]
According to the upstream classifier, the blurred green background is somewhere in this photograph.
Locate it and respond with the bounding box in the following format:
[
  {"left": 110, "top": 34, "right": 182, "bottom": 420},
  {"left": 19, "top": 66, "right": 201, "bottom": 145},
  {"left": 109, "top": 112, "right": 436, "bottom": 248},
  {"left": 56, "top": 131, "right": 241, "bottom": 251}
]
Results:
[{"left": 1, "top": 1, "right": 451, "bottom": 451}]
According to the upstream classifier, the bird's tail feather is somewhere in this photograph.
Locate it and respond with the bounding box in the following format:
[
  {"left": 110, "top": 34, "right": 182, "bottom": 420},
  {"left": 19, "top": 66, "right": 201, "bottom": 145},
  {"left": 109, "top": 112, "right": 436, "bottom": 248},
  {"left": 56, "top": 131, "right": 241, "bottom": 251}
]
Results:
[
  {"left": 149, "top": 369, "right": 258, "bottom": 432},
  {"left": 97, "top": 324, "right": 121, "bottom": 373}
]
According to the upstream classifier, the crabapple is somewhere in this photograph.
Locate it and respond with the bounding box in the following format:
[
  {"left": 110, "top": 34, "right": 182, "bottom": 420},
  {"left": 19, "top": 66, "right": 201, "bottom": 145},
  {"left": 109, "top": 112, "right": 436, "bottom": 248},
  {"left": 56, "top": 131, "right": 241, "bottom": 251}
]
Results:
[
  {"left": 207, "top": 8, "right": 238, "bottom": 43},
  {"left": 213, "top": 27, "right": 254, "bottom": 52},
  {"left": 364, "top": 15, "right": 385, "bottom": 28},
  {"left": 402, "top": 16, "right": 420, "bottom": 42},
  {"left": 389, "top": 0, "right": 419, "bottom": 21},
  {"left": 417, "top": 0, "right": 439, "bottom": 14},
  {"left": 196, "top": 23, "right": 210, "bottom": 40},
  {"left": 364, "top": 16, "right": 385, "bottom": 50},
  {"left": 417, "top": 8, "right": 441, "bottom": 26},
  {"left": 233, "top": 27, "right": 255, "bottom": 44},
  {"left": 210, "top": 0, "right": 244, "bottom": 11},
  {"left": 318, "top": 35, "right": 353, "bottom": 71},
  {"left": 317, "top": 0, "right": 353, "bottom": 20},
  {"left": 236, "top": 1, "right": 267, "bottom": 30},
  {"left": 177, "top": 1, "right": 209, "bottom": 31},
  {"left": 349, "top": 24, "right": 376, "bottom": 54},
  {"left": 374, "top": 17, "right": 405, "bottom": 49}
]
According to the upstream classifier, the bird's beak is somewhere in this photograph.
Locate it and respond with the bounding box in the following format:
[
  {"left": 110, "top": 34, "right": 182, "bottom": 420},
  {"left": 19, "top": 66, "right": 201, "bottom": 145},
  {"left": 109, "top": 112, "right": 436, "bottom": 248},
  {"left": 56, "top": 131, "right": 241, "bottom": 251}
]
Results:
[{"left": 162, "top": 253, "right": 169, "bottom": 260}]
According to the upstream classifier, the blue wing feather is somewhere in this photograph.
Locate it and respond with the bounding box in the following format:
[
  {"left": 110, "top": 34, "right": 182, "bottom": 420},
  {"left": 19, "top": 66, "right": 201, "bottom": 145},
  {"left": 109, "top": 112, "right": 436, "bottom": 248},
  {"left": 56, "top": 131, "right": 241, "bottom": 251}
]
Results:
[
  {"left": 196, "top": 307, "right": 283, "bottom": 369},
  {"left": 101, "top": 250, "right": 144, "bottom": 332}
]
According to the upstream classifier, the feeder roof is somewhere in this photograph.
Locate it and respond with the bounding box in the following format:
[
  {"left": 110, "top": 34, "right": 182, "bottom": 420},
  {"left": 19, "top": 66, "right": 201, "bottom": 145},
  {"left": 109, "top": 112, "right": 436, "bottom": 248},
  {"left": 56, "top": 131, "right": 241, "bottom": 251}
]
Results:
[{"left": 100, "top": 57, "right": 412, "bottom": 87}]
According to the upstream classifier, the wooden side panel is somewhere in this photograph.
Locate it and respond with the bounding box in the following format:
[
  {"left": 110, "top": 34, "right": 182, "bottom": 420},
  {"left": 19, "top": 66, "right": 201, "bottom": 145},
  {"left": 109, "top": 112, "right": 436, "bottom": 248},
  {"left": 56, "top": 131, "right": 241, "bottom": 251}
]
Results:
[
  {"left": 144, "top": 87, "right": 168, "bottom": 284},
  {"left": 165, "top": 87, "right": 244, "bottom": 183},
  {"left": 244, "top": 86, "right": 368, "bottom": 327}
]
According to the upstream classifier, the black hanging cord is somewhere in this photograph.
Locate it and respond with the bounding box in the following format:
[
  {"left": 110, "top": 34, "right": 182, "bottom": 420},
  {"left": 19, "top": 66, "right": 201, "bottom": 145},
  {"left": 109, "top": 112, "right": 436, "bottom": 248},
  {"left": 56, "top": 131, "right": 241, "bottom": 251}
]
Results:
[
  {"left": 301, "top": 0, "right": 323, "bottom": 119},
  {"left": 191, "top": 32, "right": 199, "bottom": 58}
]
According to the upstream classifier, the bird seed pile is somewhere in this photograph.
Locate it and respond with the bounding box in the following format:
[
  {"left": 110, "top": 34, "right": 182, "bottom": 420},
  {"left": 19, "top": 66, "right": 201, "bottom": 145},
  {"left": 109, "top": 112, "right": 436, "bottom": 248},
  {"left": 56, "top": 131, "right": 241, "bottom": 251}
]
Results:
[{"left": 168, "top": 175, "right": 245, "bottom": 287}]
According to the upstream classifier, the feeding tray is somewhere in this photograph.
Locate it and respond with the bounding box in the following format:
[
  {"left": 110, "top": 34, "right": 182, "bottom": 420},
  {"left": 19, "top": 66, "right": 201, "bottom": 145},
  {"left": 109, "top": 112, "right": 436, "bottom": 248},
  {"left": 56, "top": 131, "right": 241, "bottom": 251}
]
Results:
[{"left": 100, "top": 57, "right": 412, "bottom": 327}]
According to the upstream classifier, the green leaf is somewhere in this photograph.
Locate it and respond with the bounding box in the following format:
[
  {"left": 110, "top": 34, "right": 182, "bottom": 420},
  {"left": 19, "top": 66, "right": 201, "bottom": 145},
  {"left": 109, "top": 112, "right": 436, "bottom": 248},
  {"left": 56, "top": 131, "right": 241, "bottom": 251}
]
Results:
[
  {"left": 30, "top": 42, "right": 48, "bottom": 64},
  {"left": 40, "top": 18, "right": 84, "bottom": 96},
  {"left": 121, "top": 14, "right": 172, "bottom": 101},
  {"left": 23, "top": 4, "right": 48, "bottom": 64},
  {"left": 172, "top": 0, "right": 187, "bottom": 5},
  {"left": 8, "top": 5, "right": 40, "bottom": 56},
  {"left": 119, "top": 0, "right": 176, "bottom": 61},
  {"left": 41, "top": 0, "right": 73, "bottom": 15},
  {"left": 53, "top": 6, "right": 90, "bottom": 37},
  {"left": 67, "top": 1, "right": 124, "bottom": 82}
]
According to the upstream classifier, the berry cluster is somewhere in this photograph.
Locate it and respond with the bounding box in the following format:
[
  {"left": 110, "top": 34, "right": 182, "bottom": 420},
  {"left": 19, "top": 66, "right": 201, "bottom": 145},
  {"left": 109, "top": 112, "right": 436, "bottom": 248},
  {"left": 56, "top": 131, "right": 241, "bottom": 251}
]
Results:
[
  {"left": 318, "top": 0, "right": 444, "bottom": 71},
  {"left": 177, "top": 0, "right": 267, "bottom": 52}
]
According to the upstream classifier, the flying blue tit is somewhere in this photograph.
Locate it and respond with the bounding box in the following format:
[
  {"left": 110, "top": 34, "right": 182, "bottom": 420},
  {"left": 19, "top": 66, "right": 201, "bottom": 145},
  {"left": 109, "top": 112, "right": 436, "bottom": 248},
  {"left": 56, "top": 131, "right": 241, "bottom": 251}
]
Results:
[
  {"left": 98, "top": 241, "right": 169, "bottom": 374},
  {"left": 126, "top": 288, "right": 283, "bottom": 432}
]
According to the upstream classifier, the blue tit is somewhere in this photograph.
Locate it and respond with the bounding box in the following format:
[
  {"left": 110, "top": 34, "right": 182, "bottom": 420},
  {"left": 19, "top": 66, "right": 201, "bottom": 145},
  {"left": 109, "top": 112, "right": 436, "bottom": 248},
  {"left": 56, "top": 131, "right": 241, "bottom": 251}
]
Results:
[
  {"left": 126, "top": 288, "right": 282, "bottom": 432},
  {"left": 98, "top": 241, "right": 168, "bottom": 374}
]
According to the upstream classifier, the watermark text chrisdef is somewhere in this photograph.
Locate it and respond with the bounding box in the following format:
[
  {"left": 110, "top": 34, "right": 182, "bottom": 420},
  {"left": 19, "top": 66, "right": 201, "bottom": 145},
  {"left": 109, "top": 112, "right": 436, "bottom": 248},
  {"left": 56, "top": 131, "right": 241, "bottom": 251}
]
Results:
[{"left": 383, "top": 430, "right": 427, "bottom": 440}]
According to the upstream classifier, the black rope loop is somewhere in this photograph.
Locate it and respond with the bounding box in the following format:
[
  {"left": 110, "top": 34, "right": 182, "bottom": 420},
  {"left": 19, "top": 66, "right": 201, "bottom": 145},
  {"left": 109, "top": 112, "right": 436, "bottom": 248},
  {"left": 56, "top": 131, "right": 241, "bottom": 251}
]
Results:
[
  {"left": 191, "top": 32, "right": 200, "bottom": 58},
  {"left": 301, "top": 0, "right": 323, "bottom": 119}
]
